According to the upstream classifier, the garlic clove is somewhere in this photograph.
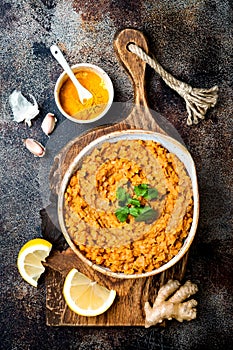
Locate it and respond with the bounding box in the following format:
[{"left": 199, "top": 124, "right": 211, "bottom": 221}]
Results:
[
  {"left": 9, "top": 90, "right": 39, "bottom": 127},
  {"left": 41, "top": 113, "right": 57, "bottom": 136},
  {"left": 23, "top": 138, "right": 45, "bottom": 157}
]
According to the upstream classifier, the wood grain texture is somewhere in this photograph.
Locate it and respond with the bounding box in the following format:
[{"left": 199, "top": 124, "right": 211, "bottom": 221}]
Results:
[
  {"left": 46, "top": 28, "right": 190, "bottom": 326},
  {"left": 45, "top": 249, "right": 188, "bottom": 326}
]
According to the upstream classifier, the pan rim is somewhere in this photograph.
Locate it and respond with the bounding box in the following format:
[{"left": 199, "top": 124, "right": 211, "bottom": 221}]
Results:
[{"left": 58, "top": 129, "right": 199, "bottom": 279}]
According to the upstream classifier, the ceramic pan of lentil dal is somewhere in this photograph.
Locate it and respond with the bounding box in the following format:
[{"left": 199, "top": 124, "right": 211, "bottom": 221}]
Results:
[{"left": 57, "top": 129, "right": 199, "bottom": 279}]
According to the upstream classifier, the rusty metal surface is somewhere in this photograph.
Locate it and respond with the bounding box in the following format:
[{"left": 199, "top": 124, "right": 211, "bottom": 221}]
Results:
[{"left": 0, "top": 0, "right": 232, "bottom": 349}]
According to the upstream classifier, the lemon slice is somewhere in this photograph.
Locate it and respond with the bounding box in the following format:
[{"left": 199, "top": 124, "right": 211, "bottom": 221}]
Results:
[
  {"left": 63, "top": 268, "right": 116, "bottom": 316},
  {"left": 17, "top": 238, "right": 52, "bottom": 287}
]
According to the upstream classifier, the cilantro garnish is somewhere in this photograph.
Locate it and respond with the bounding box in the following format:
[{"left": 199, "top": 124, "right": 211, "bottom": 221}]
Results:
[
  {"left": 116, "top": 187, "right": 130, "bottom": 206},
  {"left": 135, "top": 206, "right": 158, "bottom": 222},
  {"left": 134, "top": 184, "right": 149, "bottom": 197},
  {"left": 128, "top": 198, "right": 141, "bottom": 207},
  {"left": 115, "top": 184, "right": 158, "bottom": 223},
  {"left": 144, "top": 188, "right": 158, "bottom": 200},
  {"left": 134, "top": 184, "right": 158, "bottom": 200},
  {"left": 115, "top": 206, "right": 129, "bottom": 222}
]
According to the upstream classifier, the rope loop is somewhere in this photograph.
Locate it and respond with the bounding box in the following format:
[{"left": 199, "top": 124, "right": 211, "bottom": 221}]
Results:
[{"left": 128, "top": 43, "right": 219, "bottom": 125}]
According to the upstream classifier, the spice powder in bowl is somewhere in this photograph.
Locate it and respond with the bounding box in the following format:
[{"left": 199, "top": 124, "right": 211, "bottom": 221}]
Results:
[{"left": 55, "top": 63, "right": 114, "bottom": 123}]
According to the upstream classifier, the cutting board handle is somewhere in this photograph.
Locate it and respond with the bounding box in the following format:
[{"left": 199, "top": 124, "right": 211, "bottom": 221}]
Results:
[
  {"left": 114, "top": 28, "right": 149, "bottom": 109},
  {"left": 114, "top": 28, "right": 165, "bottom": 133}
]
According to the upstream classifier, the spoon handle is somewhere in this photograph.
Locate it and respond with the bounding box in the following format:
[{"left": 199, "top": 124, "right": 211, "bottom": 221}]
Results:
[{"left": 50, "top": 45, "right": 92, "bottom": 103}]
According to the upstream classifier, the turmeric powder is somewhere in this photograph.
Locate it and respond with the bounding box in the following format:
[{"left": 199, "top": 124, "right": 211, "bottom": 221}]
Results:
[{"left": 59, "top": 69, "right": 109, "bottom": 120}]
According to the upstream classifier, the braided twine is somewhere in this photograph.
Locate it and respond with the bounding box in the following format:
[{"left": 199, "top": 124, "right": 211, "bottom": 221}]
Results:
[{"left": 128, "top": 43, "right": 219, "bottom": 126}]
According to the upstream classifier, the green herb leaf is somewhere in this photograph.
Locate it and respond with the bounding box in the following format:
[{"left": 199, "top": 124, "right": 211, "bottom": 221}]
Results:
[
  {"left": 134, "top": 184, "right": 149, "bottom": 197},
  {"left": 116, "top": 187, "right": 130, "bottom": 206},
  {"left": 144, "top": 188, "right": 159, "bottom": 200},
  {"left": 115, "top": 185, "right": 158, "bottom": 223},
  {"left": 128, "top": 198, "right": 141, "bottom": 207},
  {"left": 129, "top": 207, "right": 140, "bottom": 217},
  {"left": 135, "top": 206, "right": 158, "bottom": 223},
  {"left": 115, "top": 206, "right": 129, "bottom": 222}
]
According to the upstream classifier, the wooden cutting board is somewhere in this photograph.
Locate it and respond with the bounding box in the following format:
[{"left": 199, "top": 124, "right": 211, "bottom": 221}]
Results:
[{"left": 45, "top": 28, "right": 190, "bottom": 326}]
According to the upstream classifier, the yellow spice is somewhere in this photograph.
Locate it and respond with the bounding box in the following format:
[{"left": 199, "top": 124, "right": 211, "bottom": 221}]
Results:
[{"left": 59, "top": 70, "right": 109, "bottom": 120}]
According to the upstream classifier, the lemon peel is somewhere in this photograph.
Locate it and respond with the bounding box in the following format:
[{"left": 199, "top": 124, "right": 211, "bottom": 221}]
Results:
[
  {"left": 63, "top": 268, "right": 116, "bottom": 316},
  {"left": 17, "top": 238, "right": 52, "bottom": 287}
]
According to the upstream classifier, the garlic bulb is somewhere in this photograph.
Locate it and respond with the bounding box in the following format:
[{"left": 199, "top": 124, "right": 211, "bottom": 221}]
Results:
[
  {"left": 23, "top": 138, "right": 45, "bottom": 157},
  {"left": 41, "top": 113, "right": 57, "bottom": 136},
  {"left": 9, "top": 90, "right": 39, "bottom": 127}
]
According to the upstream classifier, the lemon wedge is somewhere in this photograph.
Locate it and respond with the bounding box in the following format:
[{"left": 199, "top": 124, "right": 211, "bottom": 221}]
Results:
[
  {"left": 63, "top": 268, "right": 116, "bottom": 316},
  {"left": 17, "top": 238, "right": 52, "bottom": 287}
]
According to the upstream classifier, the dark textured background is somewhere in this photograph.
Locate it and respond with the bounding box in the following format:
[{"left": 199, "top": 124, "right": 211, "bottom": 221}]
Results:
[{"left": 0, "top": 1, "right": 232, "bottom": 349}]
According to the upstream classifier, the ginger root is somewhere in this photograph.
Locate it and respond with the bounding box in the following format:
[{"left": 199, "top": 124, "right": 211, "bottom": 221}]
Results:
[{"left": 145, "top": 280, "right": 198, "bottom": 328}]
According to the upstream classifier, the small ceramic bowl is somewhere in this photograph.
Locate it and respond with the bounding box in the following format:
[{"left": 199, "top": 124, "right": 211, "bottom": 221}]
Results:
[{"left": 54, "top": 63, "right": 114, "bottom": 124}]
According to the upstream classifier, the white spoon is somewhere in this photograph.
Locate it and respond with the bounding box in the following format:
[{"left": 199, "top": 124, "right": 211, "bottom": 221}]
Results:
[{"left": 50, "top": 45, "right": 93, "bottom": 104}]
